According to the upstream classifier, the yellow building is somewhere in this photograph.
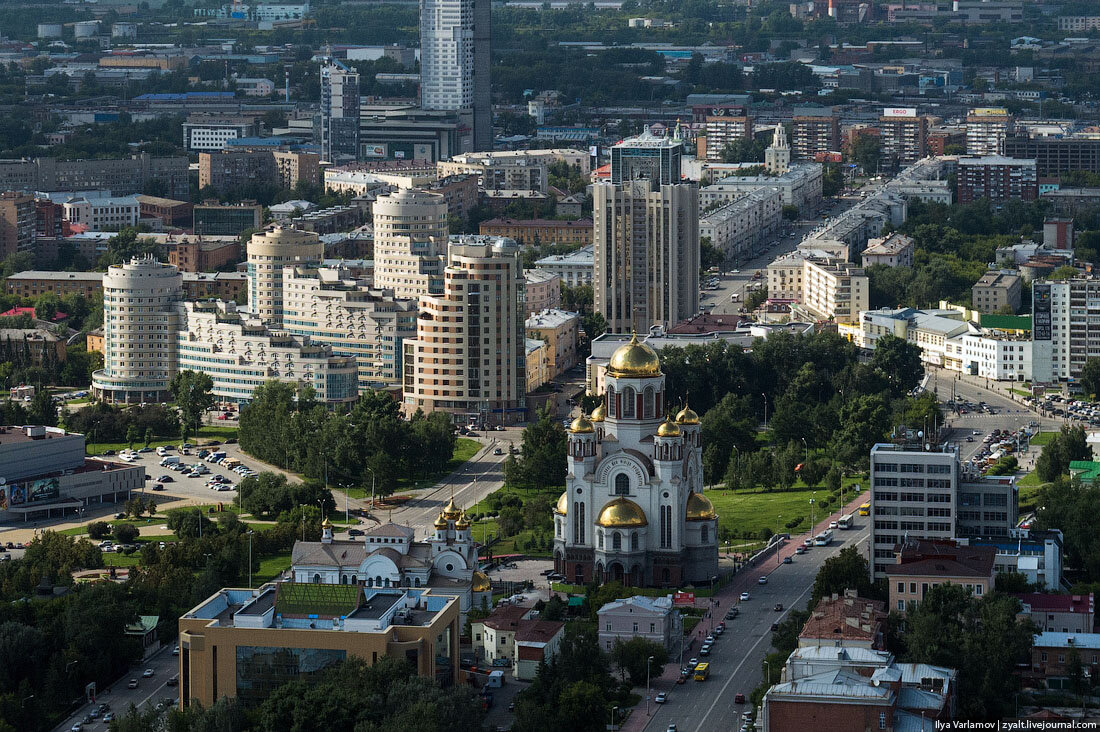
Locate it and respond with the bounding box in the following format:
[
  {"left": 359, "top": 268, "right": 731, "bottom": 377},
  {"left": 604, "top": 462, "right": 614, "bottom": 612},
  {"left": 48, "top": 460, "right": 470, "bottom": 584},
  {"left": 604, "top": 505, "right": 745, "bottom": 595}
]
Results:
[
  {"left": 526, "top": 338, "right": 549, "bottom": 392},
  {"left": 178, "top": 582, "right": 460, "bottom": 709},
  {"left": 525, "top": 308, "right": 579, "bottom": 378}
]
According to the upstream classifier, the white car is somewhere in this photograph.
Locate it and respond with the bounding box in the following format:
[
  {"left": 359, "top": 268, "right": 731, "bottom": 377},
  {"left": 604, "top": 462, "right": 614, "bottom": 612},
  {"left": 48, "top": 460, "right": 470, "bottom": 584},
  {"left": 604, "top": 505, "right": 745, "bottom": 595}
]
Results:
[{"left": 740, "top": 592, "right": 750, "bottom": 601}]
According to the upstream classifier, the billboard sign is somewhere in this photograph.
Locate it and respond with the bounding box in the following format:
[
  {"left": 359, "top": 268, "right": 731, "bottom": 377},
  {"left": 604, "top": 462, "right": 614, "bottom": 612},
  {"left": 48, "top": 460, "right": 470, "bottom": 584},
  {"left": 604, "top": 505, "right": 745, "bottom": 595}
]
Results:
[
  {"left": 672, "top": 591, "right": 695, "bottom": 606},
  {"left": 1033, "top": 283, "right": 1051, "bottom": 341},
  {"left": 362, "top": 144, "right": 388, "bottom": 159},
  {"left": 883, "top": 107, "right": 917, "bottom": 118},
  {"left": 29, "top": 478, "right": 59, "bottom": 503},
  {"left": 9, "top": 484, "right": 25, "bottom": 505},
  {"left": 970, "top": 107, "right": 1008, "bottom": 117}
]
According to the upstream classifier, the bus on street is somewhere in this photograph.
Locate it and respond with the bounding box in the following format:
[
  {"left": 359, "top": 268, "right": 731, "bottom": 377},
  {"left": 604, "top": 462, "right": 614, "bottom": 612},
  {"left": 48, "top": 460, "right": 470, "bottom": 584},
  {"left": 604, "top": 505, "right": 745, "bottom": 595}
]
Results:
[
  {"left": 814, "top": 529, "right": 834, "bottom": 546},
  {"left": 694, "top": 663, "right": 710, "bottom": 681},
  {"left": 838, "top": 513, "right": 854, "bottom": 530},
  {"left": 858, "top": 502, "right": 871, "bottom": 516}
]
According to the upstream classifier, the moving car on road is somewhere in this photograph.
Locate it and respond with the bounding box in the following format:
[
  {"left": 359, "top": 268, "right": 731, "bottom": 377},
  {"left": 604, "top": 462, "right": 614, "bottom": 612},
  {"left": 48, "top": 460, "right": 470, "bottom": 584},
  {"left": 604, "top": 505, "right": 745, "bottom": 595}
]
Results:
[{"left": 740, "top": 592, "right": 750, "bottom": 601}]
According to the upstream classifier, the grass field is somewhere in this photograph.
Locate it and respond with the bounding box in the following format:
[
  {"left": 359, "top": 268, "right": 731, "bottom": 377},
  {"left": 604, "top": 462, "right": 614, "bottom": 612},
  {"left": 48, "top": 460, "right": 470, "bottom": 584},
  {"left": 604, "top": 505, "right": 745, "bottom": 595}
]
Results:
[
  {"left": 254, "top": 551, "right": 292, "bottom": 583},
  {"left": 86, "top": 425, "right": 240, "bottom": 455},
  {"left": 1029, "top": 431, "right": 1056, "bottom": 447},
  {"left": 345, "top": 438, "right": 482, "bottom": 498},
  {"left": 705, "top": 479, "right": 867, "bottom": 539}
]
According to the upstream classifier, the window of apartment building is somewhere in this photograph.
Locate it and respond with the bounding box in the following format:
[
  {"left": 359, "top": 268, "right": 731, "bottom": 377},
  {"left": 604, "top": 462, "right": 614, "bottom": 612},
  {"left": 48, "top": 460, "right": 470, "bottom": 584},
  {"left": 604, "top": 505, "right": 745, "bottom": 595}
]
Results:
[
  {"left": 875, "top": 463, "right": 898, "bottom": 473},
  {"left": 897, "top": 582, "right": 904, "bottom": 594},
  {"left": 899, "top": 492, "right": 925, "bottom": 502},
  {"left": 874, "top": 491, "right": 898, "bottom": 502}
]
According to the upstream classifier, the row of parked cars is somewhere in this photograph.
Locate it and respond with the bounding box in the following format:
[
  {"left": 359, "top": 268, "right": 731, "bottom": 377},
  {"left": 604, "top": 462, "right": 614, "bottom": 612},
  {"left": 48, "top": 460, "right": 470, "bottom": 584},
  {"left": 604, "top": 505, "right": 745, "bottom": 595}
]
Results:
[{"left": 1026, "top": 394, "right": 1100, "bottom": 424}]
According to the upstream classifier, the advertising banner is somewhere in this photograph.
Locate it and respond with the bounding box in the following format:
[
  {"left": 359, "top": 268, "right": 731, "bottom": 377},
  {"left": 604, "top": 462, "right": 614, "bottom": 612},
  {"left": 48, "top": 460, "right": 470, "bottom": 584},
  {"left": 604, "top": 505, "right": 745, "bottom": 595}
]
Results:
[
  {"left": 29, "top": 477, "right": 59, "bottom": 503},
  {"left": 672, "top": 591, "right": 695, "bottom": 606},
  {"left": 883, "top": 107, "right": 917, "bottom": 118}
]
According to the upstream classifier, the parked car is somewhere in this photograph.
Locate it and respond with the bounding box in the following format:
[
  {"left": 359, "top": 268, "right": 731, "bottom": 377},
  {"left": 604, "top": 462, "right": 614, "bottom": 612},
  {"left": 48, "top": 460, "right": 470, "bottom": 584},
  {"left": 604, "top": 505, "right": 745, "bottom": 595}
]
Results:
[
  {"left": 758, "top": 576, "right": 768, "bottom": 584},
  {"left": 655, "top": 692, "right": 668, "bottom": 704},
  {"left": 152, "top": 484, "right": 165, "bottom": 491},
  {"left": 783, "top": 556, "right": 793, "bottom": 564},
  {"left": 157, "top": 475, "right": 173, "bottom": 482},
  {"left": 348, "top": 528, "right": 364, "bottom": 537},
  {"left": 740, "top": 592, "right": 750, "bottom": 601},
  {"left": 775, "top": 603, "right": 784, "bottom": 611}
]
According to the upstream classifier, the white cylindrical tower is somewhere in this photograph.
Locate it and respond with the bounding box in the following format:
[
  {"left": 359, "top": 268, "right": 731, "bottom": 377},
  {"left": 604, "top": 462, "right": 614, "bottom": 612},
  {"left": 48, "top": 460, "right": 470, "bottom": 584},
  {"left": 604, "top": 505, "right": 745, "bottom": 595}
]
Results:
[
  {"left": 246, "top": 225, "right": 323, "bottom": 327},
  {"left": 92, "top": 256, "right": 183, "bottom": 404},
  {"left": 372, "top": 188, "right": 448, "bottom": 299}
]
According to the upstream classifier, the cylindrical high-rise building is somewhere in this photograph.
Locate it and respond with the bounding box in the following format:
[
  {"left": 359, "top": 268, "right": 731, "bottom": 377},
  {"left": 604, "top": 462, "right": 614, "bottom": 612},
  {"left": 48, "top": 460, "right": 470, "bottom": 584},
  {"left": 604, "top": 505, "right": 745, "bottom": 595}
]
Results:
[
  {"left": 246, "top": 225, "right": 323, "bottom": 327},
  {"left": 92, "top": 256, "right": 183, "bottom": 404},
  {"left": 372, "top": 188, "right": 448, "bottom": 299}
]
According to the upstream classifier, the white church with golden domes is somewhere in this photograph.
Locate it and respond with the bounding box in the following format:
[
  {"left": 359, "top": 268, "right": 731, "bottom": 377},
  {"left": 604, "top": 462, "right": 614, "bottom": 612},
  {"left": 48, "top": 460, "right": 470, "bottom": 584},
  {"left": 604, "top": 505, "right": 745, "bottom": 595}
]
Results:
[
  {"left": 552, "top": 334, "right": 719, "bottom": 587},
  {"left": 290, "top": 497, "right": 492, "bottom": 621}
]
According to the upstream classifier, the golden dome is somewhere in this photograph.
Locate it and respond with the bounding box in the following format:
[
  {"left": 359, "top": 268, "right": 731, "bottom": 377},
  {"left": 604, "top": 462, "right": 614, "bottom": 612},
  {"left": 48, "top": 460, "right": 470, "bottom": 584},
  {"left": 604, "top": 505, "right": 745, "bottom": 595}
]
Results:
[
  {"left": 676, "top": 400, "right": 700, "bottom": 425},
  {"left": 472, "top": 570, "right": 491, "bottom": 593},
  {"left": 455, "top": 512, "right": 471, "bottom": 530},
  {"left": 597, "top": 497, "right": 649, "bottom": 528},
  {"left": 590, "top": 401, "right": 606, "bottom": 422},
  {"left": 321, "top": 518, "right": 333, "bottom": 530},
  {"left": 433, "top": 513, "right": 448, "bottom": 529},
  {"left": 555, "top": 491, "right": 568, "bottom": 515},
  {"left": 570, "top": 414, "right": 595, "bottom": 433},
  {"left": 657, "top": 415, "right": 681, "bottom": 437},
  {"left": 685, "top": 492, "right": 717, "bottom": 521},
  {"left": 442, "top": 495, "right": 462, "bottom": 520},
  {"left": 608, "top": 332, "right": 661, "bottom": 378}
]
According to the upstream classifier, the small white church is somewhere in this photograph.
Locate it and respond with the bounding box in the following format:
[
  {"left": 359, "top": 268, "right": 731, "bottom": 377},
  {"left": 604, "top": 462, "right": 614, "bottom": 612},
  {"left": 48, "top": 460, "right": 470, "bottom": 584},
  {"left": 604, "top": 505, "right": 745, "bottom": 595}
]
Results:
[{"left": 290, "top": 498, "right": 492, "bottom": 618}]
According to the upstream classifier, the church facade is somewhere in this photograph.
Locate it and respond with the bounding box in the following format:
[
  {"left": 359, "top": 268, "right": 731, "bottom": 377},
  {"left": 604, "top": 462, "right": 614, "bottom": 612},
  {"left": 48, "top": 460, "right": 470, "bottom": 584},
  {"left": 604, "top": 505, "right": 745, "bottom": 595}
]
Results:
[
  {"left": 291, "top": 500, "right": 491, "bottom": 619},
  {"left": 552, "top": 335, "right": 719, "bottom": 587}
]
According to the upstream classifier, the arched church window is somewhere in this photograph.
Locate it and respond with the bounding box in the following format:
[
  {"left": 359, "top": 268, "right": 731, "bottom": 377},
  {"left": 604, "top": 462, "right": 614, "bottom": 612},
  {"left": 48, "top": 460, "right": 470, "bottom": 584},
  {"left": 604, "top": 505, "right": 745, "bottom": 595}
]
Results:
[
  {"left": 622, "top": 387, "right": 636, "bottom": 418},
  {"left": 612, "top": 532, "right": 622, "bottom": 550},
  {"left": 312, "top": 574, "right": 321, "bottom": 584},
  {"left": 643, "top": 387, "right": 655, "bottom": 418},
  {"left": 615, "top": 473, "right": 630, "bottom": 496},
  {"left": 701, "top": 524, "right": 709, "bottom": 543},
  {"left": 631, "top": 532, "right": 639, "bottom": 551},
  {"left": 598, "top": 531, "right": 604, "bottom": 549},
  {"left": 607, "top": 387, "right": 616, "bottom": 418}
]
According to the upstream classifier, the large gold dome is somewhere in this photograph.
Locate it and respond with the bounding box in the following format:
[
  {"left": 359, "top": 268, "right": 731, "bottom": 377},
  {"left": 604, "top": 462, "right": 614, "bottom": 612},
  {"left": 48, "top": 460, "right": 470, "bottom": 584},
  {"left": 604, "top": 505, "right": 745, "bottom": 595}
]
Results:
[
  {"left": 597, "top": 497, "right": 649, "bottom": 528},
  {"left": 608, "top": 333, "right": 661, "bottom": 378},
  {"left": 555, "top": 491, "right": 568, "bottom": 515},
  {"left": 685, "top": 492, "right": 717, "bottom": 521},
  {"left": 442, "top": 495, "right": 462, "bottom": 520},
  {"left": 591, "top": 402, "right": 606, "bottom": 422},
  {"left": 472, "top": 570, "right": 491, "bottom": 592}
]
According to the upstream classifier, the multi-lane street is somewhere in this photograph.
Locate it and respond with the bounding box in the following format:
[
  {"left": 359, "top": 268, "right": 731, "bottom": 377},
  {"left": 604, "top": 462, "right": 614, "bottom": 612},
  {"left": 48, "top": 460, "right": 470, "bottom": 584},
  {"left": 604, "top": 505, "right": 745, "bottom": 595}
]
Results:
[
  {"left": 636, "top": 499, "right": 871, "bottom": 732},
  {"left": 53, "top": 644, "right": 179, "bottom": 732}
]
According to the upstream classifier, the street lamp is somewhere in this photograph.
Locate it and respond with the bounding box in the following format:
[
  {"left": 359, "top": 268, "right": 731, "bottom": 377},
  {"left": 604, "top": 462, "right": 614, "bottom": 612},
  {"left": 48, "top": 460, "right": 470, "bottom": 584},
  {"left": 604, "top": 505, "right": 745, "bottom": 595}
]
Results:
[
  {"left": 365, "top": 466, "right": 376, "bottom": 514},
  {"left": 810, "top": 492, "right": 816, "bottom": 533},
  {"left": 763, "top": 658, "right": 771, "bottom": 686},
  {"left": 776, "top": 514, "right": 782, "bottom": 566},
  {"left": 610, "top": 706, "right": 618, "bottom": 730},
  {"left": 247, "top": 530, "right": 254, "bottom": 589},
  {"left": 760, "top": 393, "right": 768, "bottom": 431},
  {"left": 646, "top": 656, "right": 654, "bottom": 715}
]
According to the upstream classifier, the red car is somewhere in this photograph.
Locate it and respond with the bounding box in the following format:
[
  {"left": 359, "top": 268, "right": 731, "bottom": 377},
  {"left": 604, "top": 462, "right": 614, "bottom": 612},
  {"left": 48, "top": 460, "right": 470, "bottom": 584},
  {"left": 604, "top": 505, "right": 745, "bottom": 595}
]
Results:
[{"left": 735, "top": 693, "right": 746, "bottom": 704}]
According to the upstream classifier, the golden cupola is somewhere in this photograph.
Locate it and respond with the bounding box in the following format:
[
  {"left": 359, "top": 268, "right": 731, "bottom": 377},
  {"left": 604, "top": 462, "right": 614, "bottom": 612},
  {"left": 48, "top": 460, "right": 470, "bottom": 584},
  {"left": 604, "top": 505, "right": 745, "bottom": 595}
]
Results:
[
  {"left": 433, "top": 513, "right": 448, "bottom": 530},
  {"left": 685, "top": 492, "right": 717, "bottom": 521},
  {"left": 455, "top": 512, "right": 471, "bottom": 530},
  {"left": 570, "top": 414, "right": 595, "bottom": 433},
  {"left": 676, "top": 400, "right": 700, "bottom": 425},
  {"left": 607, "top": 332, "right": 661, "bottom": 378},
  {"left": 596, "top": 497, "right": 649, "bottom": 528},
  {"left": 442, "top": 494, "right": 462, "bottom": 520},
  {"left": 657, "top": 414, "right": 681, "bottom": 437},
  {"left": 590, "top": 401, "right": 606, "bottom": 422},
  {"left": 554, "top": 491, "right": 568, "bottom": 515},
  {"left": 472, "top": 570, "right": 491, "bottom": 593}
]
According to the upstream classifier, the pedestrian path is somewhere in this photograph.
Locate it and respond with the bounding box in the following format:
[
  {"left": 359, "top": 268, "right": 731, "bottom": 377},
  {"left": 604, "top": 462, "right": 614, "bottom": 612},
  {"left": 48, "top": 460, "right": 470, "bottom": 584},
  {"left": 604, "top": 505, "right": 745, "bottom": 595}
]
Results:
[{"left": 617, "top": 490, "right": 871, "bottom": 732}]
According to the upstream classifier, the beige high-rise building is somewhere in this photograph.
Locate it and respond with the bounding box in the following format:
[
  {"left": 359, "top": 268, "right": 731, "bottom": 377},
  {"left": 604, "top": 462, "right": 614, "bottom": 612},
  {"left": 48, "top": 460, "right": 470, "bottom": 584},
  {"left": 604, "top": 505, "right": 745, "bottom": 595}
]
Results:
[
  {"left": 245, "top": 226, "right": 324, "bottom": 327},
  {"left": 91, "top": 256, "right": 183, "bottom": 403},
  {"left": 404, "top": 236, "right": 526, "bottom": 424},
  {"left": 372, "top": 188, "right": 449, "bottom": 299},
  {"left": 282, "top": 264, "right": 419, "bottom": 389},
  {"left": 593, "top": 181, "right": 699, "bottom": 334}
]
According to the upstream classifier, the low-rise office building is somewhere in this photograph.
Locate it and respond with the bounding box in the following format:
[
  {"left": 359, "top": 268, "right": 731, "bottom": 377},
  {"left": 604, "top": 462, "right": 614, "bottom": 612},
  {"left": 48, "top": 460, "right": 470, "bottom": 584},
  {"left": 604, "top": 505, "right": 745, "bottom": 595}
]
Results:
[
  {"left": 887, "top": 538, "right": 996, "bottom": 614},
  {"left": 973, "top": 528, "right": 1064, "bottom": 591},
  {"left": 1014, "top": 593, "right": 1094, "bottom": 635},
  {"left": 972, "top": 270, "right": 1022, "bottom": 314},
  {"left": 525, "top": 308, "right": 579, "bottom": 379},
  {"left": 178, "top": 582, "right": 460, "bottom": 708},
  {"left": 860, "top": 233, "right": 914, "bottom": 268},
  {"left": 165, "top": 237, "right": 239, "bottom": 273},
  {"left": 700, "top": 163, "right": 822, "bottom": 214},
  {"left": 193, "top": 202, "right": 264, "bottom": 236},
  {"left": 799, "top": 591, "right": 887, "bottom": 651},
  {"left": 0, "top": 425, "right": 143, "bottom": 522},
  {"left": 597, "top": 595, "right": 683, "bottom": 653},
  {"left": 471, "top": 604, "right": 565, "bottom": 680},
  {"left": 532, "top": 244, "right": 593, "bottom": 287},
  {"left": 478, "top": 218, "right": 592, "bottom": 247},
  {"left": 136, "top": 195, "right": 193, "bottom": 229},
  {"left": 524, "top": 269, "right": 561, "bottom": 315}
]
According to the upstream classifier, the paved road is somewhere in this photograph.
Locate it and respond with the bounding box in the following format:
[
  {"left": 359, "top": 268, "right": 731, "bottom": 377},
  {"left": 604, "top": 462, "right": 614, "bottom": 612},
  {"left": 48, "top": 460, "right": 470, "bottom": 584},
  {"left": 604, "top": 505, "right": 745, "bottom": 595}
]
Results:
[
  {"left": 630, "top": 493, "right": 871, "bottom": 732},
  {"left": 53, "top": 644, "right": 179, "bottom": 732}
]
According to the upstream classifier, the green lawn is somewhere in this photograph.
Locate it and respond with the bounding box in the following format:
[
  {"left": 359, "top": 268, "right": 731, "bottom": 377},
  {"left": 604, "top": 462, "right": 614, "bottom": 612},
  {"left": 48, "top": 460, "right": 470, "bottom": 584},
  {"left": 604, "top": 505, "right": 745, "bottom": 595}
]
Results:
[
  {"left": 254, "top": 551, "right": 292, "bottom": 583},
  {"left": 705, "top": 481, "right": 867, "bottom": 540},
  {"left": 345, "top": 438, "right": 483, "bottom": 498},
  {"left": 1029, "top": 432, "right": 1056, "bottom": 447},
  {"left": 86, "top": 425, "right": 239, "bottom": 455},
  {"left": 103, "top": 552, "right": 142, "bottom": 567}
]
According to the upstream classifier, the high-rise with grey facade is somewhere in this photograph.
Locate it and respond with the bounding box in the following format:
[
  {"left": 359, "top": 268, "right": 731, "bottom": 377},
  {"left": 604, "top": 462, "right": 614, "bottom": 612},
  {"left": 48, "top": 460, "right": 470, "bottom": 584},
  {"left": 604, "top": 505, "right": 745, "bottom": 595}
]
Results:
[
  {"left": 320, "top": 59, "right": 360, "bottom": 162},
  {"left": 419, "top": 0, "right": 491, "bottom": 151},
  {"left": 595, "top": 133, "right": 698, "bottom": 334}
]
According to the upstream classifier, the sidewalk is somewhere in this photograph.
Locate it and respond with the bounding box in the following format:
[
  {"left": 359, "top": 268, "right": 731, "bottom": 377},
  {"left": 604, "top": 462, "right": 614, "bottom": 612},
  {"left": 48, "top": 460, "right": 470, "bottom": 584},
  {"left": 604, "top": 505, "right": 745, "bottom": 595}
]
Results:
[{"left": 617, "top": 489, "right": 872, "bottom": 732}]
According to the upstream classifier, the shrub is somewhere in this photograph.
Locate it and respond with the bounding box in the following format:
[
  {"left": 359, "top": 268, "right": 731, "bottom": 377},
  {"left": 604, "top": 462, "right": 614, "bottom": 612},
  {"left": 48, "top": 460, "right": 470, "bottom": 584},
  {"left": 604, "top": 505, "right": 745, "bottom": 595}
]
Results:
[
  {"left": 112, "top": 523, "right": 139, "bottom": 544},
  {"left": 87, "top": 521, "right": 110, "bottom": 540}
]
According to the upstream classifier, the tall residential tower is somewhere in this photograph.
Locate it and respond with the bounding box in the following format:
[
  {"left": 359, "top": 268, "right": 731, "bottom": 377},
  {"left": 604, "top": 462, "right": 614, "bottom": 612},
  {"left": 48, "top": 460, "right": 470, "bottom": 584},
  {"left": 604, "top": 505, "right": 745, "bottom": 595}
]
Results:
[
  {"left": 419, "top": 0, "right": 491, "bottom": 151},
  {"left": 594, "top": 133, "right": 699, "bottom": 334},
  {"left": 320, "top": 58, "right": 360, "bottom": 162}
]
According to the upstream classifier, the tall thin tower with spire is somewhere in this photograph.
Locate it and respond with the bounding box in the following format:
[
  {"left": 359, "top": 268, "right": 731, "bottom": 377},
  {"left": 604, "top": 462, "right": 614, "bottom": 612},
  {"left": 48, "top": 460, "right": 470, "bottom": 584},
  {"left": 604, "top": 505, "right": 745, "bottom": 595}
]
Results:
[{"left": 765, "top": 124, "right": 791, "bottom": 175}]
